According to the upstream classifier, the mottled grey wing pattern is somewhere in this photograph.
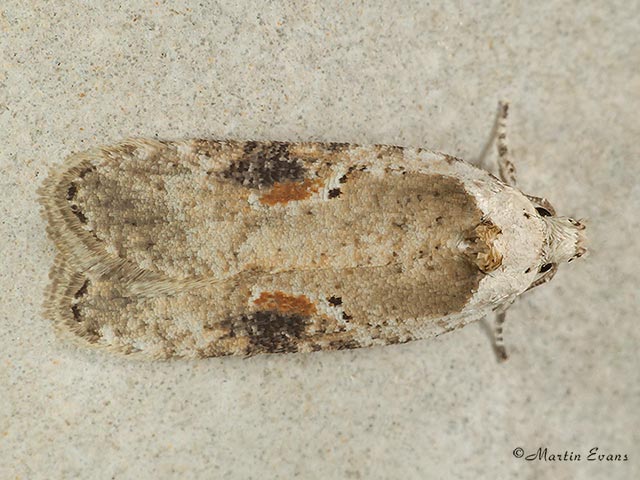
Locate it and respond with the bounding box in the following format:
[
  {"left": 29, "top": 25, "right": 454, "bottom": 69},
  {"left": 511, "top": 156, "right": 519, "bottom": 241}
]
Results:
[{"left": 40, "top": 139, "right": 496, "bottom": 358}]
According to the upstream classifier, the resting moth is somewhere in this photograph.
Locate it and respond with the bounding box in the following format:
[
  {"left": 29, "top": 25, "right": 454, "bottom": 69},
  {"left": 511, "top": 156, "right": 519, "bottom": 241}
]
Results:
[{"left": 39, "top": 103, "right": 586, "bottom": 359}]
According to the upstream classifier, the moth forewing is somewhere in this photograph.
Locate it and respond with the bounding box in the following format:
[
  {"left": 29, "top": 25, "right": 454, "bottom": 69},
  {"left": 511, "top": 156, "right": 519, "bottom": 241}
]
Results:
[{"left": 40, "top": 132, "right": 585, "bottom": 359}]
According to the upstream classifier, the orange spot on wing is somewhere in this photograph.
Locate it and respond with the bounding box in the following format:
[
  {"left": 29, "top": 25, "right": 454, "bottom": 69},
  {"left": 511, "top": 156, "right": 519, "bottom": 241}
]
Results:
[
  {"left": 254, "top": 291, "right": 317, "bottom": 316},
  {"left": 259, "top": 178, "right": 322, "bottom": 205}
]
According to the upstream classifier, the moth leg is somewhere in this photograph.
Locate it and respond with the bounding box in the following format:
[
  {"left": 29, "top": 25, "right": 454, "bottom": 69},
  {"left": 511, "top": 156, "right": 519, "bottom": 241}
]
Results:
[
  {"left": 493, "top": 310, "right": 509, "bottom": 361},
  {"left": 490, "top": 298, "right": 516, "bottom": 362},
  {"left": 480, "top": 300, "right": 514, "bottom": 362},
  {"left": 476, "top": 101, "right": 517, "bottom": 187},
  {"left": 475, "top": 105, "right": 501, "bottom": 172},
  {"left": 495, "top": 101, "right": 517, "bottom": 187}
]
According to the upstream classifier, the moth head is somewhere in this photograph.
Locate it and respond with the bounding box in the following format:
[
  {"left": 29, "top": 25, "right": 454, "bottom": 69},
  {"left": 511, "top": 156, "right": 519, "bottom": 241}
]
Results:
[
  {"left": 530, "top": 200, "right": 587, "bottom": 283},
  {"left": 523, "top": 196, "right": 587, "bottom": 290}
]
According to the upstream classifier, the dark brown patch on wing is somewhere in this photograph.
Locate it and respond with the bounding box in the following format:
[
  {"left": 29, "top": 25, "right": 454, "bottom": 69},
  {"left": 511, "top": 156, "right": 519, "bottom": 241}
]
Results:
[
  {"left": 225, "top": 311, "right": 310, "bottom": 354},
  {"left": 327, "top": 296, "right": 342, "bottom": 306},
  {"left": 69, "top": 204, "right": 88, "bottom": 224},
  {"left": 67, "top": 182, "right": 77, "bottom": 201},
  {"left": 69, "top": 279, "right": 100, "bottom": 341},
  {"left": 67, "top": 176, "right": 92, "bottom": 224},
  {"left": 75, "top": 279, "right": 90, "bottom": 299},
  {"left": 66, "top": 167, "right": 96, "bottom": 224},
  {"left": 71, "top": 304, "right": 82, "bottom": 322},
  {"left": 327, "top": 188, "right": 342, "bottom": 199},
  {"left": 222, "top": 141, "right": 306, "bottom": 189}
]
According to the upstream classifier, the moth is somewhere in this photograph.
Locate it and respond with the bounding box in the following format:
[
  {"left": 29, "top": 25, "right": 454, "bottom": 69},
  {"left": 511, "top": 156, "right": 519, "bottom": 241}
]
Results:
[{"left": 39, "top": 103, "right": 586, "bottom": 359}]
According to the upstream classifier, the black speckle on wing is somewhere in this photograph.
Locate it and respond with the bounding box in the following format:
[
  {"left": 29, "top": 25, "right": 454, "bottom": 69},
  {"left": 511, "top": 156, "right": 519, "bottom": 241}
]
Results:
[{"left": 222, "top": 142, "right": 306, "bottom": 189}]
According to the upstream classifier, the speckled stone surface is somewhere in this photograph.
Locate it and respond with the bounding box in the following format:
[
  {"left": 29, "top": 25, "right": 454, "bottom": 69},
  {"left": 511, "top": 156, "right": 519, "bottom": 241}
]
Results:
[{"left": 1, "top": 1, "right": 638, "bottom": 479}]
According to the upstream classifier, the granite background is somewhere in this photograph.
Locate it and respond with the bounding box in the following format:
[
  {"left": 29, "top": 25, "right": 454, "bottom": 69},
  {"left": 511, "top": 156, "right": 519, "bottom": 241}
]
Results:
[{"left": 1, "top": 1, "right": 638, "bottom": 479}]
